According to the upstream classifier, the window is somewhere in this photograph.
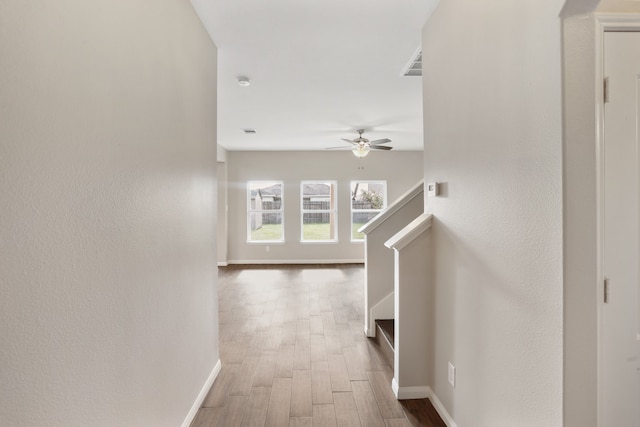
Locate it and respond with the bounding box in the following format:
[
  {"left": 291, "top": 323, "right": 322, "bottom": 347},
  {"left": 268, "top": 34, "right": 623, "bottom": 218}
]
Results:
[
  {"left": 247, "top": 181, "right": 284, "bottom": 242},
  {"left": 301, "top": 181, "right": 337, "bottom": 242},
  {"left": 351, "top": 181, "right": 387, "bottom": 241}
]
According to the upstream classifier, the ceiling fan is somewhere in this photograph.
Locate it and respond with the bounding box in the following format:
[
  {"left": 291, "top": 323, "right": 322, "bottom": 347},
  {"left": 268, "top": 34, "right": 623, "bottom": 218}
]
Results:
[{"left": 326, "top": 129, "right": 393, "bottom": 158}]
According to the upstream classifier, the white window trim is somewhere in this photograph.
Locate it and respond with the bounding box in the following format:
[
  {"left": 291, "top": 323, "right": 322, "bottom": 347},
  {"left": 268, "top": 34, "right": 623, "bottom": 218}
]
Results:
[
  {"left": 300, "top": 180, "right": 338, "bottom": 243},
  {"left": 247, "top": 180, "right": 284, "bottom": 243}
]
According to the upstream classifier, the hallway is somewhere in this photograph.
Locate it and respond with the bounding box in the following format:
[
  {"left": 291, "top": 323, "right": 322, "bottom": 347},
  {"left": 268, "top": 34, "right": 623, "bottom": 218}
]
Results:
[{"left": 191, "top": 264, "right": 444, "bottom": 427}]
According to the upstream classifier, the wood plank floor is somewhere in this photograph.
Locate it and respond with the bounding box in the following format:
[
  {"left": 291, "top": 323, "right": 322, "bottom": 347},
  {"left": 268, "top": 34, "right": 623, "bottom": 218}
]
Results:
[{"left": 191, "top": 264, "right": 445, "bottom": 427}]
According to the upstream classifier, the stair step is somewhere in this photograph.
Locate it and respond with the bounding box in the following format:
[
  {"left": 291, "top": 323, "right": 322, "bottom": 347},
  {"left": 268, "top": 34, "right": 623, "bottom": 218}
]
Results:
[
  {"left": 375, "top": 319, "right": 394, "bottom": 348},
  {"left": 374, "top": 319, "right": 395, "bottom": 370}
]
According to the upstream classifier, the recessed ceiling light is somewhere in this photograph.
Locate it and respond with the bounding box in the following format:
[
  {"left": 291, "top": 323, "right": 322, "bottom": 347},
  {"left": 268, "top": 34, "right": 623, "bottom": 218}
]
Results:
[
  {"left": 243, "top": 129, "right": 257, "bottom": 134},
  {"left": 237, "top": 76, "right": 251, "bottom": 87}
]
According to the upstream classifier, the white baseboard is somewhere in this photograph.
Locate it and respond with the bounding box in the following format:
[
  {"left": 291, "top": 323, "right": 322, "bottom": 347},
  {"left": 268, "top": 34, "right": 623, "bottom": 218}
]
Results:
[
  {"left": 427, "top": 386, "right": 457, "bottom": 427},
  {"left": 217, "top": 261, "right": 228, "bottom": 267},
  {"left": 391, "top": 378, "right": 429, "bottom": 399},
  {"left": 226, "top": 259, "right": 364, "bottom": 265},
  {"left": 181, "top": 359, "right": 221, "bottom": 427}
]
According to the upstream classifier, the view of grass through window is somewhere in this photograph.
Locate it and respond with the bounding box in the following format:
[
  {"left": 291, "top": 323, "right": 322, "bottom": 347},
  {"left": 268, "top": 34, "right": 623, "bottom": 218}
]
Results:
[
  {"left": 301, "top": 181, "right": 337, "bottom": 242},
  {"left": 248, "top": 181, "right": 283, "bottom": 242},
  {"left": 248, "top": 180, "right": 386, "bottom": 243}
]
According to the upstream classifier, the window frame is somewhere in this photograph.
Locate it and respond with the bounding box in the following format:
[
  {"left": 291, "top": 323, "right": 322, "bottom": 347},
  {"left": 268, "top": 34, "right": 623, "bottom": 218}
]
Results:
[
  {"left": 350, "top": 180, "right": 388, "bottom": 242},
  {"left": 300, "top": 180, "right": 338, "bottom": 243},
  {"left": 247, "top": 180, "right": 285, "bottom": 243}
]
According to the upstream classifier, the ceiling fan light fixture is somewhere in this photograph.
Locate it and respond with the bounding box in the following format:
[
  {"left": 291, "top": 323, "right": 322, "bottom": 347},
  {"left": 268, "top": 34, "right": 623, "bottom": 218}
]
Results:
[
  {"left": 352, "top": 145, "right": 370, "bottom": 158},
  {"left": 326, "top": 129, "right": 391, "bottom": 157}
]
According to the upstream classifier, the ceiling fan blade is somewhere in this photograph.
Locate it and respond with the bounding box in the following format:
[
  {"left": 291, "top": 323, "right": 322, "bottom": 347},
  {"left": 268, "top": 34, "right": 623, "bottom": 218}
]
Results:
[
  {"left": 341, "top": 138, "right": 357, "bottom": 144},
  {"left": 370, "top": 145, "right": 393, "bottom": 150},
  {"left": 369, "top": 138, "right": 392, "bottom": 145},
  {"left": 325, "top": 146, "right": 352, "bottom": 150}
]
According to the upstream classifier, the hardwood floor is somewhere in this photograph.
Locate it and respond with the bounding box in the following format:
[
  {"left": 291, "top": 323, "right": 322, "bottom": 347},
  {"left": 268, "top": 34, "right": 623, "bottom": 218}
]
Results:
[{"left": 191, "top": 264, "right": 445, "bottom": 427}]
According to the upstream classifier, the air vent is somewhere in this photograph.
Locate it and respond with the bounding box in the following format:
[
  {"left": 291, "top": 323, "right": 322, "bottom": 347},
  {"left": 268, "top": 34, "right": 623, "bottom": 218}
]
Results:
[
  {"left": 243, "top": 129, "right": 257, "bottom": 134},
  {"left": 403, "top": 49, "right": 422, "bottom": 77}
]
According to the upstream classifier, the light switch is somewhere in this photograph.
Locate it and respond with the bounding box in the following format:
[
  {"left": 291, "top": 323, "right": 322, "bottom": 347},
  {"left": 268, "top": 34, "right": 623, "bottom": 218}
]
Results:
[{"left": 427, "top": 182, "right": 440, "bottom": 197}]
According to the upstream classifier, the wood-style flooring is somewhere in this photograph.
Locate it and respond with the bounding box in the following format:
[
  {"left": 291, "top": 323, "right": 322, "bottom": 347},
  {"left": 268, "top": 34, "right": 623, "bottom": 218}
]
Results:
[{"left": 191, "top": 264, "right": 445, "bottom": 427}]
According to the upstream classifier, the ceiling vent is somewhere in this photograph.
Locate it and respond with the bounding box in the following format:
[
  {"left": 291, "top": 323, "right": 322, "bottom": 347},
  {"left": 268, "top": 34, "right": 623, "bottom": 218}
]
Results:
[
  {"left": 402, "top": 49, "right": 422, "bottom": 77},
  {"left": 243, "top": 129, "right": 257, "bottom": 134}
]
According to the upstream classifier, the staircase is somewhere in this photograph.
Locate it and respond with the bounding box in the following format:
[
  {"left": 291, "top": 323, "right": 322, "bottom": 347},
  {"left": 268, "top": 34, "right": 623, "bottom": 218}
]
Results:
[
  {"left": 359, "top": 180, "right": 424, "bottom": 337},
  {"left": 384, "top": 213, "right": 432, "bottom": 399},
  {"left": 360, "top": 180, "right": 433, "bottom": 400},
  {"left": 374, "top": 319, "right": 395, "bottom": 370}
]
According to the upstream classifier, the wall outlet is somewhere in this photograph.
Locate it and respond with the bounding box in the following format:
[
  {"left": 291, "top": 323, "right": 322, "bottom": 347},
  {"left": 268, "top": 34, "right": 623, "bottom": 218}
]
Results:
[
  {"left": 448, "top": 362, "right": 456, "bottom": 388},
  {"left": 265, "top": 246, "right": 270, "bottom": 252}
]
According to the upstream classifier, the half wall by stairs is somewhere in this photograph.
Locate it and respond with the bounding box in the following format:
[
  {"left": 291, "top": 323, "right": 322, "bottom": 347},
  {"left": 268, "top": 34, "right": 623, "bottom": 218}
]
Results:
[
  {"left": 359, "top": 180, "right": 424, "bottom": 337},
  {"left": 385, "top": 213, "right": 433, "bottom": 400},
  {"left": 361, "top": 186, "right": 454, "bottom": 424}
]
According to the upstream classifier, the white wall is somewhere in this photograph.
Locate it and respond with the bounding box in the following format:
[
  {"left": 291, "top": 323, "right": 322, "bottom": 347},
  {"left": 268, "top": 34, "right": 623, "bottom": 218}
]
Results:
[
  {"left": 0, "top": 1, "right": 219, "bottom": 426},
  {"left": 218, "top": 161, "right": 229, "bottom": 265},
  {"left": 217, "top": 145, "right": 229, "bottom": 163},
  {"left": 226, "top": 151, "right": 423, "bottom": 264},
  {"left": 422, "top": 1, "right": 564, "bottom": 425},
  {"left": 597, "top": 0, "right": 640, "bottom": 12},
  {"left": 562, "top": 10, "right": 599, "bottom": 427},
  {"left": 562, "top": 1, "right": 639, "bottom": 425},
  {"left": 218, "top": 147, "right": 229, "bottom": 264}
]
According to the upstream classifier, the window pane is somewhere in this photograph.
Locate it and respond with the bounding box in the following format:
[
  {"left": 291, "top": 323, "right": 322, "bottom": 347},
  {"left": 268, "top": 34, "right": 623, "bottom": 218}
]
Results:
[
  {"left": 351, "top": 182, "right": 385, "bottom": 210},
  {"left": 250, "top": 182, "right": 283, "bottom": 210},
  {"left": 301, "top": 181, "right": 337, "bottom": 242},
  {"left": 302, "top": 212, "right": 335, "bottom": 241},
  {"left": 248, "top": 181, "right": 284, "bottom": 242},
  {"left": 302, "top": 182, "right": 334, "bottom": 209},
  {"left": 250, "top": 213, "right": 283, "bottom": 241},
  {"left": 350, "top": 181, "right": 387, "bottom": 241},
  {"left": 352, "top": 212, "right": 379, "bottom": 240}
]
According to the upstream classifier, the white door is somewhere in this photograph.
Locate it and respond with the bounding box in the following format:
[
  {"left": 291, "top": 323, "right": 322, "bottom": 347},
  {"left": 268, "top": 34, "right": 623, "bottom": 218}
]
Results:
[{"left": 602, "top": 30, "right": 640, "bottom": 427}]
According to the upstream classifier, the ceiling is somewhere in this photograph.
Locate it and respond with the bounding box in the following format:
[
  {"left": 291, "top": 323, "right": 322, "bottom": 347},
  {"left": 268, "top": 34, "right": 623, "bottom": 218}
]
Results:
[{"left": 191, "top": 0, "right": 438, "bottom": 152}]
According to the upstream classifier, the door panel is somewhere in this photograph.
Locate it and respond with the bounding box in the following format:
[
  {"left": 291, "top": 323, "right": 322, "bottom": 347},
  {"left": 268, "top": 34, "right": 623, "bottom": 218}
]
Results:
[{"left": 602, "top": 31, "right": 640, "bottom": 427}]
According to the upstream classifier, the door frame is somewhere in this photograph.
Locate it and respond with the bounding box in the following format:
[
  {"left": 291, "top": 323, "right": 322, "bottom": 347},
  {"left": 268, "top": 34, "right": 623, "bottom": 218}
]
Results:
[{"left": 594, "top": 13, "right": 640, "bottom": 427}]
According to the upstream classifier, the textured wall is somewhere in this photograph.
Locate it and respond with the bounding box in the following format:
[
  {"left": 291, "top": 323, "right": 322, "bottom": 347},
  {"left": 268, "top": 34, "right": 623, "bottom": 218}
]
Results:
[
  {"left": 0, "top": 1, "right": 219, "bottom": 426},
  {"left": 422, "top": 0, "right": 564, "bottom": 425},
  {"left": 598, "top": 0, "right": 640, "bottom": 12},
  {"left": 563, "top": 2, "right": 640, "bottom": 425},
  {"left": 562, "top": 12, "right": 599, "bottom": 427},
  {"left": 217, "top": 161, "right": 229, "bottom": 265},
  {"left": 226, "top": 151, "right": 423, "bottom": 264}
]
